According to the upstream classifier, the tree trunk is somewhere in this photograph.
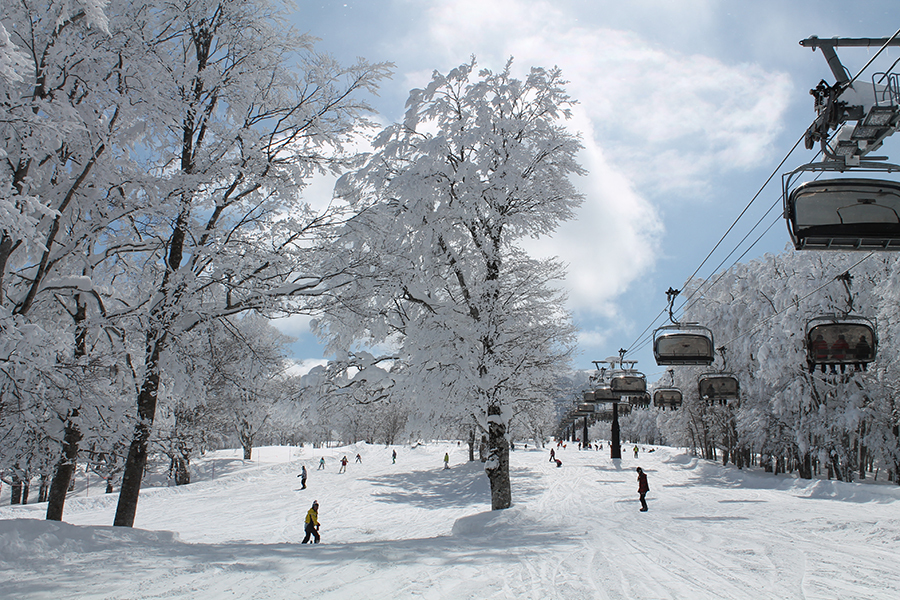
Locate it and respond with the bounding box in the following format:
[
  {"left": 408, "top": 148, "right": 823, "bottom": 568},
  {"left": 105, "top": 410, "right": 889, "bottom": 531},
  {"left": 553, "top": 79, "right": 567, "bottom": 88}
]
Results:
[
  {"left": 114, "top": 332, "right": 165, "bottom": 527},
  {"left": 484, "top": 405, "right": 511, "bottom": 510},
  {"left": 46, "top": 418, "right": 83, "bottom": 521},
  {"left": 797, "top": 451, "right": 813, "bottom": 479},
  {"left": 38, "top": 475, "right": 50, "bottom": 503},
  {"left": 10, "top": 479, "right": 22, "bottom": 505},
  {"left": 467, "top": 428, "right": 476, "bottom": 462},
  {"left": 173, "top": 456, "right": 190, "bottom": 486}
]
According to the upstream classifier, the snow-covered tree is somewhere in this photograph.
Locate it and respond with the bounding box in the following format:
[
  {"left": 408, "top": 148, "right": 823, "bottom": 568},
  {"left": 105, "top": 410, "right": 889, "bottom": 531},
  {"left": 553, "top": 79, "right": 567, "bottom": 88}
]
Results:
[{"left": 316, "top": 59, "right": 582, "bottom": 509}]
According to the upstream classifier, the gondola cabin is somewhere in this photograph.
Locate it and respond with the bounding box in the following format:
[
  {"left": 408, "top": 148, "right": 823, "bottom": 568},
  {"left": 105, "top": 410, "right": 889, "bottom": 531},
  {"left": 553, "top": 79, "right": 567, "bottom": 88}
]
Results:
[
  {"left": 806, "top": 315, "right": 876, "bottom": 372},
  {"left": 653, "top": 388, "right": 683, "bottom": 410},
  {"left": 786, "top": 178, "right": 900, "bottom": 250},
  {"left": 653, "top": 325, "right": 715, "bottom": 365},
  {"left": 610, "top": 371, "right": 647, "bottom": 395},
  {"left": 698, "top": 374, "right": 739, "bottom": 403}
]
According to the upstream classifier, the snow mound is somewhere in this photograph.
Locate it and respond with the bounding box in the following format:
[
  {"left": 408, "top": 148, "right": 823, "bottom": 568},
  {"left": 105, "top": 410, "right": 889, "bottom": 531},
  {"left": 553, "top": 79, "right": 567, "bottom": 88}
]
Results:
[{"left": 0, "top": 519, "right": 180, "bottom": 564}]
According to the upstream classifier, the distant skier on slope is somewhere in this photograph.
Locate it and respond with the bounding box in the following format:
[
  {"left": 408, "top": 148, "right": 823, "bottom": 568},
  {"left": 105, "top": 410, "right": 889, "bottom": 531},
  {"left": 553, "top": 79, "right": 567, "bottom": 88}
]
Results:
[
  {"left": 549, "top": 448, "right": 555, "bottom": 462},
  {"left": 443, "top": 453, "right": 450, "bottom": 469},
  {"left": 636, "top": 467, "right": 649, "bottom": 512},
  {"left": 318, "top": 457, "right": 325, "bottom": 470},
  {"left": 298, "top": 465, "right": 307, "bottom": 489},
  {"left": 302, "top": 501, "right": 320, "bottom": 543},
  {"left": 339, "top": 456, "right": 348, "bottom": 473},
  {"left": 392, "top": 449, "right": 397, "bottom": 464},
  {"left": 355, "top": 453, "right": 362, "bottom": 463}
]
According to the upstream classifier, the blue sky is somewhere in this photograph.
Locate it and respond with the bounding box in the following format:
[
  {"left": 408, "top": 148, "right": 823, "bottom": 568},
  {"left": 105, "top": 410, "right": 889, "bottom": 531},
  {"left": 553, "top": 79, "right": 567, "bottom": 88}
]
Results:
[{"left": 279, "top": 0, "right": 900, "bottom": 380}]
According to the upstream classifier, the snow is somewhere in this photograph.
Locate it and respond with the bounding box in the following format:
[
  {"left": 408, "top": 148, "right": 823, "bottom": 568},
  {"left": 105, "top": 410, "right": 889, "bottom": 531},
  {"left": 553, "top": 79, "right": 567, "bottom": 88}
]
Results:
[{"left": 1, "top": 443, "right": 899, "bottom": 599}]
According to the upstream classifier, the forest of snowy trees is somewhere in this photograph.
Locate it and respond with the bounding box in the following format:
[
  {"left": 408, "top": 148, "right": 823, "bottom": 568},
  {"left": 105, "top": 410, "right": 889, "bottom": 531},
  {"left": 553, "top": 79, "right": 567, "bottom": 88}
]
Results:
[
  {"left": 0, "top": 0, "right": 580, "bottom": 520},
  {"left": 3, "top": 0, "right": 899, "bottom": 533}
]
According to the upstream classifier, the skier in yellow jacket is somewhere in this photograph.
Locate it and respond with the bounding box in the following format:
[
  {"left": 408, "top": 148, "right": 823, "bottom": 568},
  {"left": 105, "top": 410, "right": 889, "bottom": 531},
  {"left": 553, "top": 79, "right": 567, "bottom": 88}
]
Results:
[{"left": 302, "top": 500, "right": 320, "bottom": 543}]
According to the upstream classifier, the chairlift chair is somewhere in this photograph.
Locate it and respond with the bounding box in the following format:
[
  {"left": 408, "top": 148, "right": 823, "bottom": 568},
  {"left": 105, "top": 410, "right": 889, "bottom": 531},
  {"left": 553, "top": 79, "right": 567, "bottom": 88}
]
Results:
[
  {"left": 575, "top": 403, "right": 596, "bottom": 416},
  {"left": 653, "top": 324, "right": 716, "bottom": 365},
  {"left": 785, "top": 177, "right": 900, "bottom": 250},
  {"left": 653, "top": 388, "right": 683, "bottom": 410},
  {"left": 698, "top": 373, "right": 740, "bottom": 404},
  {"left": 590, "top": 383, "right": 620, "bottom": 403},
  {"left": 609, "top": 370, "right": 647, "bottom": 395},
  {"left": 806, "top": 314, "right": 877, "bottom": 372}
]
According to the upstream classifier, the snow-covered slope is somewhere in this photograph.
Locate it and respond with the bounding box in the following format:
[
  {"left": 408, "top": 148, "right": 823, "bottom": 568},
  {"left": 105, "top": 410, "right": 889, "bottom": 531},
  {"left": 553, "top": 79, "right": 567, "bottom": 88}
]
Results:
[{"left": 1, "top": 442, "right": 898, "bottom": 599}]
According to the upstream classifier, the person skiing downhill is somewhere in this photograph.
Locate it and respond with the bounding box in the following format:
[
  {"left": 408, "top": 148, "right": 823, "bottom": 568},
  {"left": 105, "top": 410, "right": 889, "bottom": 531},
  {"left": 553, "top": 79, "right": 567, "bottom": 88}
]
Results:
[
  {"left": 339, "top": 456, "right": 348, "bottom": 473},
  {"left": 636, "top": 467, "right": 649, "bottom": 512},
  {"left": 302, "top": 501, "right": 320, "bottom": 543},
  {"left": 298, "top": 465, "right": 307, "bottom": 489},
  {"left": 318, "top": 457, "right": 325, "bottom": 470},
  {"left": 392, "top": 449, "right": 397, "bottom": 464},
  {"left": 443, "top": 453, "right": 450, "bottom": 469}
]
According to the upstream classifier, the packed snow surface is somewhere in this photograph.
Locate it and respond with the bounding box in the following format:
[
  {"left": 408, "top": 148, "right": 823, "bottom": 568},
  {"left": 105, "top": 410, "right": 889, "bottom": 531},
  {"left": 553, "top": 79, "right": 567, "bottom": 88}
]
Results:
[{"left": 1, "top": 443, "right": 899, "bottom": 599}]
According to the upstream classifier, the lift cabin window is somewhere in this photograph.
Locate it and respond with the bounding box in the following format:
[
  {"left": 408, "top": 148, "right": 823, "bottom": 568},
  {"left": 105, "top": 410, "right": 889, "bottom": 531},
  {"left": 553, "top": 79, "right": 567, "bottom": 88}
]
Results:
[{"left": 789, "top": 179, "right": 900, "bottom": 250}]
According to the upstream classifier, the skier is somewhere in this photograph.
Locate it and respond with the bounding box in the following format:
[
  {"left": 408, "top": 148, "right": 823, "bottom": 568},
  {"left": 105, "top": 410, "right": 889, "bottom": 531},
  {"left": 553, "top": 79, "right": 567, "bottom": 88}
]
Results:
[
  {"left": 392, "top": 449, "right": 397, "bottom": 464},
  {"left": 298, "top": 465, "right": 307, "bottom": 489},
  {"left": 549, "top": 448, "right": 555, "bottom": 462},
  {"left": 443, "top": 452, "right": 450, "bottom": 469},
  {"left": 636, "top": 467, "right": 649, "bottom": 512},
  {"left": 355, "top": 453, "right": 362, "bottom": 463},
  {"left": 302, "top": 501, "right": 320, "bottom": 543},
  {"left": 317, "top": 457, "right": 325, "bottom": 470},
  {"left": 339, "top": 456, "right": 348, "bottom": 473},
  {"left": 633, "top": 445, "right": 639, "bottom": 459}
]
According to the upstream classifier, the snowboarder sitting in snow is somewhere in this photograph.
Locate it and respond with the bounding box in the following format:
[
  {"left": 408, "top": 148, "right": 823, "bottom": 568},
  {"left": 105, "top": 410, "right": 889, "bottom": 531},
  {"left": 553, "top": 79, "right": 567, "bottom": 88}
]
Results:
[
  {"left": 555, "top": 458, "right": 562, "bottom": 468},
  {"left": 636, "top": 467, "right": 649, "bottom": 512},
  {"left": 302, "top": 501, "right": 320, "bottom": 543}
]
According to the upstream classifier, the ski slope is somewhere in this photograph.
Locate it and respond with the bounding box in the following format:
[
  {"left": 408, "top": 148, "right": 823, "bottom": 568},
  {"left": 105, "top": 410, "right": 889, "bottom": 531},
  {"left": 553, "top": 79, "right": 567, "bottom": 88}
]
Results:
[{"left": 1, "top": 442, "right": 898, "bottom": 599}]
